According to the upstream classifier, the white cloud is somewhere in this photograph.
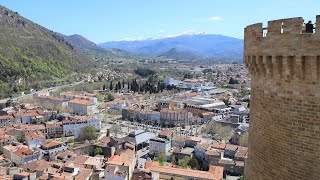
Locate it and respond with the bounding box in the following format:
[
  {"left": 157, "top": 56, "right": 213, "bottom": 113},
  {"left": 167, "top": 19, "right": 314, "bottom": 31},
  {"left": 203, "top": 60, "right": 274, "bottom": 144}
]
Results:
[{"left": 209, "top": 16, "right": 223, "bottom": 21}]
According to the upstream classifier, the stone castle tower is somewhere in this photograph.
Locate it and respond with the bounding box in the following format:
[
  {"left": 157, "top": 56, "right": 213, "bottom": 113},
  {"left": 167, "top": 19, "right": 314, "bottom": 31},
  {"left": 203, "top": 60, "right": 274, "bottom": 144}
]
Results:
[{"left": 244, "top": 16, "right": 320, "bottom": 180}]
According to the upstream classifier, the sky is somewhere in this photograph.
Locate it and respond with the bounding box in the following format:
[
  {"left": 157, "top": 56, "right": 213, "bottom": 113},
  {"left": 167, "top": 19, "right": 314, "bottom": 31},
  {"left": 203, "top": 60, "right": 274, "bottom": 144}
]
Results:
[{"left": 1, "top": 0, "right": 319, "bottom": 43}]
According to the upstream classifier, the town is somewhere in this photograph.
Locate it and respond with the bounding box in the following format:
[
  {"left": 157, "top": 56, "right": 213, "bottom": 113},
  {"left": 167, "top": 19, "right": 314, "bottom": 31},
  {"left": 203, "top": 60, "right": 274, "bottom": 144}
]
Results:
[{"left": 0, "top": 62, "right": 250, "bottom": 180}]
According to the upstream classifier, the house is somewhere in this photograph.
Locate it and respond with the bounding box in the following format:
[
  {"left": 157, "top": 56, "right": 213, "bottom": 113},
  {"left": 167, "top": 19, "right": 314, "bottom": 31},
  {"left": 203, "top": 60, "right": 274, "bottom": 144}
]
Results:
[
  {"left": 149, "top": 137, "right": 171, "bottom": 156},
  {"left": 11, "top": 147, "right": 40, "bottom": 165},
  {"left": 124, "top": 130, "right": 156, "bottom": 151},
  {"left": 106, "top": 100, "right": 127, "bottom": 110},
  {"left": 62, "top": 118, "right": 101, "bottom": 138},
  {"left": 106, "top": 149, "right": 136, "bottom": 180},
  {"left": 0, "top": 133, "right": 15, "bottom": 153},
  {"left": 12, "top": 110, "right": 44, "bottom": 125},
  {"left": 73, "top": 143, "right": 95, "bottom": 156},
  {"left": 3, "top": 143, "right": 28, "bottom": 161},
  {"left": 38, "top": 140, "right": 67, "bottom": 155},
  {"left": 0, "top": 115, "right": 15, "bottom": 126},
  {"left": 21, "top": 159, "right": 52, "bottom": 178},
  {"left": 131, "top": 169, "right": 152, "bottom": 180},
  {"left": 224, "top": 144, "right": 239, "bottom": 158},
  {"left": 158, "top": 130, "right": 176, "bottom": 142},
  {"left": 211, "top": 142, "right": 226, "bottom": 151},
  {"left": 45, "top": 122, "right": 63, "bottom": 138},
  {"left": 172, "top": 136, "right": 187, "bottom": 148},
  {"left": 25, "top": 131, "right": 46, "bottom": 150},
  {"left": 234, "top": 147, "right": 248, "bottom": 161},
  {"left": 68, "top": 99, "right": 96, "bottom": 115},
  {"left": 194, "top": 143, "right": 210, "bottom": 160},
  {"left": 13, "top": 124, "right": 46, "bottom": 139},
  {"left": 186, "top": 136, "right": 202, "bottom": 148},
  {"left": 204, "top": 149, "right": 224, "bottom": 168},
  {"left": 146, "top": 162, "right": 224, "bottom": 180},
  {"left": 104, "top": 165, "right": 128, "bottom": 180},
  {"left": 75, "top": 169, "right": 93, "bottom": 180},
  {"left": 13, "top": 172, "right": 37, "bottom": 180},
  {"left": 94, "top": 137, "right": 120, "bottom": 158},
  {"left": 218, "top": 160, "right": 244, "bottom": 175}
]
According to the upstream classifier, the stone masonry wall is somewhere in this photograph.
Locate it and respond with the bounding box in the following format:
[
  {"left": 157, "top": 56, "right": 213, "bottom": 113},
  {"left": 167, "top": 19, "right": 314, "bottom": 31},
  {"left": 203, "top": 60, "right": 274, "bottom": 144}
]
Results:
[{"left": 244, "top": 16, "right": 320, "bottom": 180}]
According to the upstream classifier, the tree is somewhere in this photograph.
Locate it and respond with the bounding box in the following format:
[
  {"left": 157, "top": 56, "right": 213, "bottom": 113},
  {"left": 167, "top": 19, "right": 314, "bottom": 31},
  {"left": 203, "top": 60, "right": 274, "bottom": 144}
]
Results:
[
  {"left": 0, "top": 103, "right": 5, "bottom": 110},
  {"left": 188, "top": 157, "right": 200, "bottom": 169},
  {"left": 106, "top": 93, "right": 114, "bottom": 101},
  {"left": 79, "top": 126, "right": 98, "bottom": 141},
  {"left": 5, "top": 99, "right": 14, "bottom": 107},
  {"left": 204, "top": 121, "right": 233, "bottom": 143},
  {"left": 94, "top": 147, "right": 103, "bottom": 156},
  {"left": 109, "top": 81, "right": 113, "bottom": 91},
  {"left": 216, "top": 125, "right": 233, "bottom": 143},
  {"left": 170, "top": 155, "right": 176, "bottom": 164},
  {"left": 103, "top": 84, "right": 106, "bottom": 91},
  {"left": 96, "top": 93, "right": 104, "bottom": 102},
  {"left": 178, "top": 156, "right": 191, "bottom": 168},
  {"left": 17, "top": 135, "right": 25, "bottom": 143},
  {"left": 155, "top": 152, "right": 166, "bottom": 166},
  {"left": 239, "top": 132, "right": 249, "bottom": 147},
  {"left": 122, "top": 79, "right": 125, "bottom": 89},
  {"left": 117, "top": 82, "right": 121, "bottom": 90},
  {"left": 110, "top": 124, "right": 121, "bottom": 137},
  {"left": 229, "top": 77, "right": 240, "bottom": 84}
]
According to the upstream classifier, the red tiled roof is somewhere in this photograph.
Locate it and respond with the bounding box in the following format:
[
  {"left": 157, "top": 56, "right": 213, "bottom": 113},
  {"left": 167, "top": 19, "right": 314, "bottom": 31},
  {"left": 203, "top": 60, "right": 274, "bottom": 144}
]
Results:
[
  {"left": 0, "top": 115, "right": 14, "bottom": 120},
  {"left": 68, "top": 99, "right": 94, "bottom": 106}
]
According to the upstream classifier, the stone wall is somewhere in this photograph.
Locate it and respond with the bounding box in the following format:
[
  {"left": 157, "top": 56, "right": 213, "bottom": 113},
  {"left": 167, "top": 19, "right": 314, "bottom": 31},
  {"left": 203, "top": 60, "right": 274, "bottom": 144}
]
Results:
[{"left": 244, "top": 16, "right": 320, "bottom": 180}]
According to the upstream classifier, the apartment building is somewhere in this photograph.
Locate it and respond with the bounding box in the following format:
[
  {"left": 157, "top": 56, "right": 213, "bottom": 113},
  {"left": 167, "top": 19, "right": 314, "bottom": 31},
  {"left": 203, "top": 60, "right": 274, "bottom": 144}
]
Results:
[{"left": 68, "top": 99, "right": 96, "bottom": 115}]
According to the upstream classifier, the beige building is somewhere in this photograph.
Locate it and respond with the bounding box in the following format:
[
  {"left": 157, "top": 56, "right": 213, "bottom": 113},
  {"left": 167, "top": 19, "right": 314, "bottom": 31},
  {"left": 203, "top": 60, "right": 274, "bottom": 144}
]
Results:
[
  {"left": 68, "top": 99, "right": 96, "bottom": 115},
  {"left": 160, "top": 108, "right": 193, "bottom": 126},
  {"left": 146, "top": 162, "right": 224, "bottom": 180}
]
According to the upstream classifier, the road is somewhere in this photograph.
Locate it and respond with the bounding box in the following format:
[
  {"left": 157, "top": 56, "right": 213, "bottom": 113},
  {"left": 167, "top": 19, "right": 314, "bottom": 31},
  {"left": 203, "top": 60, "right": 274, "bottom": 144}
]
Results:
[{"left": 0, "top": 80, "right": 84, "bottom": 104}]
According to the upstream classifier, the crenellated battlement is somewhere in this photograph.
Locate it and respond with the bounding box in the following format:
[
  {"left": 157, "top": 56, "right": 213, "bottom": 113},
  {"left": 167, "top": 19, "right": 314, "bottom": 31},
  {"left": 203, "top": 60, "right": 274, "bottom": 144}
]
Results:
[
  {"left": 245, "top": 16, "right": 320, "bottom": 83},
  {"left": 245, "top": 55, "right": 320, "bottom": 83},
  {"left": 245, "top": 16, "right": 320, "bottom": 56},
  {"left": 245, "top": 16, "right": 320, "bottom": 39}
]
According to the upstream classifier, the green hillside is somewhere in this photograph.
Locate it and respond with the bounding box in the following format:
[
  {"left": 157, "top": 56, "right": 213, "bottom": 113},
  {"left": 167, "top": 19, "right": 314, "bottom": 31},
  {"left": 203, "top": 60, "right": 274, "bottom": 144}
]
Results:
[{"left": 0, "top": 6, "right": 96, "bottom": 98}]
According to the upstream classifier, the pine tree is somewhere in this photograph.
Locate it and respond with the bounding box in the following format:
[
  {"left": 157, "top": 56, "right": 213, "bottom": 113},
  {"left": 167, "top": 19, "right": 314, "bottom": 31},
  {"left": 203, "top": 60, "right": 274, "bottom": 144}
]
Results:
[
  {"left": 122, "top": 79, "right": 125, "bottom": 89},
  {"left": 103, "top": 84, "right": 106, "bottom": 91},
  {"left": 118, "top": 82, "right": 121, "bottom": 90},
  {"left": 110, "top": 81, "right": 113, "bottom": 91}
]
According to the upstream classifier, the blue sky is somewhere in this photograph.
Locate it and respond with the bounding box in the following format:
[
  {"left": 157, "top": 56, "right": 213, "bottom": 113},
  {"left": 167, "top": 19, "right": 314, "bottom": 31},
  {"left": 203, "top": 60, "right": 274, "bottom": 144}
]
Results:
[{"left": 1, "top": 0, "right": 319, "bottom": 43}]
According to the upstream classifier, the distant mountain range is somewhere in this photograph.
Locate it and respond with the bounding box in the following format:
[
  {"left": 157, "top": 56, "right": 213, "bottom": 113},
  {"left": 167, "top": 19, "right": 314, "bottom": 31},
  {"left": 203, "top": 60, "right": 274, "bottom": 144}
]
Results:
[
  {"left": 61, "top": 34, "right": 144, "bottom": 63},
  {"left": 99, "top": 33, "right": 244, "bottom": 60}
]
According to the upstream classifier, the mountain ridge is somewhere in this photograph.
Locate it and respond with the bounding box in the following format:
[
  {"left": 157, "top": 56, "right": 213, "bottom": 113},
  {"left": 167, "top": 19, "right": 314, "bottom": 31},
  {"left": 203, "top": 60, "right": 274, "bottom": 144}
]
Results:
[{"left": 99, "top": 34, "right": 244, "bottom": 60}]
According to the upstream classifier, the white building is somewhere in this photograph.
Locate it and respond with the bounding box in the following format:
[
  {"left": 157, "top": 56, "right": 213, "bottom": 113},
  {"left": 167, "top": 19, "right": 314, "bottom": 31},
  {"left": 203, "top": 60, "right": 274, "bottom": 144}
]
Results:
[
  {"left": 25, "top": 131, "right": 46, "bottom": 150},
  {"left": 35, "top": 95, "right": 68, "bottom": 107},
  {"left": 59, "top": 92, "right": 98, "bottom": 103},
  {"left": 149, "top": 137, "right": 171, "bottom": 156},
  {"left": 62, "top": 118, "right": 101, "bottom": 138},
  {"left": 108, "top": 101, "right": 127, "bottom": 110},
  {"left": 68, "top": 99, "right": 96, "bottom": 115},
  {"left": 164, "top": 77, "right": 181, "bottom": 86}
]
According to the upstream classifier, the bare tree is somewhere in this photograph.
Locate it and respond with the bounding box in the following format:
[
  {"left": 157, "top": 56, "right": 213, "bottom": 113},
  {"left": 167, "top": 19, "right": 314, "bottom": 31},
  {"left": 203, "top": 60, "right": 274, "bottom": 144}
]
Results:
[{"left": 205, "top": 121, "right": 233, "bottom": 143}]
